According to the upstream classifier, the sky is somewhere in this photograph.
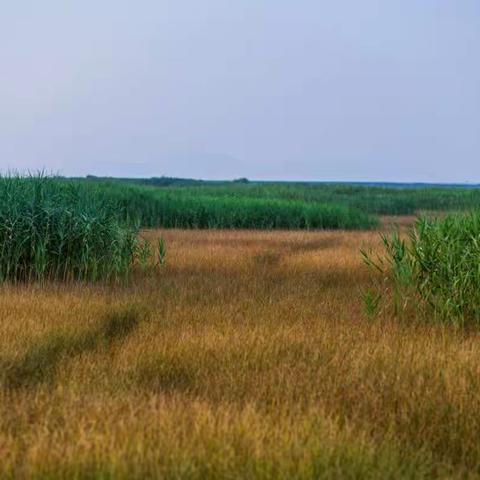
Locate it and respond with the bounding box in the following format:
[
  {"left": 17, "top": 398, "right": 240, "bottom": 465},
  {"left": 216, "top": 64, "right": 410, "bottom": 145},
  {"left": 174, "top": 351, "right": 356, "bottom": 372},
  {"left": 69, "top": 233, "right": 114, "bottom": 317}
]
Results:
[{"left": 1, "top": 1, "right": 479, "bottom": 182}]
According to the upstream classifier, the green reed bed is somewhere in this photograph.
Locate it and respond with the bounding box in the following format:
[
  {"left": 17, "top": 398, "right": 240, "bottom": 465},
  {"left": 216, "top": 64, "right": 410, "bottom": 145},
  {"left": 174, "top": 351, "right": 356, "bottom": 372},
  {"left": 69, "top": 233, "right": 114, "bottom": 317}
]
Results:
[
  {"left": 139, "top": 193, "right": 379, "bottom": 230},
  {"left": 0, "top": 176, "right": 139, "bottom": 283},
  {"left": 145, "top": 183, "right": 480, "bottom": 215},
  {"left": 100, "top": 184, "right": 379, "bottom": 230},
  {"left": 88, "top": 178, "right": 480, "bottom": 216}
]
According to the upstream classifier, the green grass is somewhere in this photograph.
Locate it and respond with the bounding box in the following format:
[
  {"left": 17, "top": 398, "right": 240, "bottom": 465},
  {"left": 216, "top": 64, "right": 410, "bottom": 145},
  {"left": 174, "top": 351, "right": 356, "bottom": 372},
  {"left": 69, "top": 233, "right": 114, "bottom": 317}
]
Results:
[{"left": 0, "top": 175, "right": 140, "bottom": 283}]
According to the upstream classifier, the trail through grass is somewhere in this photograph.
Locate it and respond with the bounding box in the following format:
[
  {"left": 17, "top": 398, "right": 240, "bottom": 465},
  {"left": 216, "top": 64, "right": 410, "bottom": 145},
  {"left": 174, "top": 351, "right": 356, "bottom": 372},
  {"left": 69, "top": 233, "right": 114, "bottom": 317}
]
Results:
[{"left": 0, "top": 305, "right": 148, "bottom": 390}]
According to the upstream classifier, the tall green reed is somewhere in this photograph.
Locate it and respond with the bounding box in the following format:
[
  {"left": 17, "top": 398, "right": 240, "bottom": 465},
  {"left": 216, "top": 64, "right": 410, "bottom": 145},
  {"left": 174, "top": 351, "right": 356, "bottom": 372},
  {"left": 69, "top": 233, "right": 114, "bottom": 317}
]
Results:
[
  {"left": 363, "top": 212, "right": 480, "bottom": 326},
  {"left": 0, "top": 175, "right": 140, "bottom": 283}
]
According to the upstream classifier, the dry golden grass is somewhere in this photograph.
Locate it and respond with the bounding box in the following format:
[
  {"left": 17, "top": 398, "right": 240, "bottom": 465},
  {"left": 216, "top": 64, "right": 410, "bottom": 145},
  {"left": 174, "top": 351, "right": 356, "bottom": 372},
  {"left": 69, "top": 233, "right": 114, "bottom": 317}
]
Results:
[{"left": 1, "top": 226, "right": 480, "bottom": 478}]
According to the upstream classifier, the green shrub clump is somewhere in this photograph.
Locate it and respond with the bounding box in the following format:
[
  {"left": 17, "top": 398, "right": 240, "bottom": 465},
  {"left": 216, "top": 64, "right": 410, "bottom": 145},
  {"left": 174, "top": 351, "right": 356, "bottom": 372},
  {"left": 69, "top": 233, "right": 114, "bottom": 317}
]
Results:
[
  {"left": 364, "top": 212, "right": 480, "bottom": 326},
  {"left": 0, "top": 176, "right": 139, "bottom": 283}
]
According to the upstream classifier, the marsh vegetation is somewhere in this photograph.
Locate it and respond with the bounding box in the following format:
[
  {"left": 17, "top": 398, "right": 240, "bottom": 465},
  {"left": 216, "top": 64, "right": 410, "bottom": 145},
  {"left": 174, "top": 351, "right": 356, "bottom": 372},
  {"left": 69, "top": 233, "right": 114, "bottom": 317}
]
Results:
[{"left": 2, "top": 176, "right": 480, "bottom": 478}]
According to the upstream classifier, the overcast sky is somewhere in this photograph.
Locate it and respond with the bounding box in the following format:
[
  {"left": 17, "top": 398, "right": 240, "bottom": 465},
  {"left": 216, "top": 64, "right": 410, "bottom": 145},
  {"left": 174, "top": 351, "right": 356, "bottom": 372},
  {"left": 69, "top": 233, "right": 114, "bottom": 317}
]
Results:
[{"left": 1, "top": 1, "right": 479, "bottom": 182}]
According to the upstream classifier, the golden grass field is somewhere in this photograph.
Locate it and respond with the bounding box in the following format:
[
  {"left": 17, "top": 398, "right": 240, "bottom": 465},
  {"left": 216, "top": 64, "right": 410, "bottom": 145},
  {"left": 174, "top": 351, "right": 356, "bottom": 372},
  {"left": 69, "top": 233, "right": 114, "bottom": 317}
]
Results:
[{"left": 1, "top": 223, "right": 480, "bottom": 479}]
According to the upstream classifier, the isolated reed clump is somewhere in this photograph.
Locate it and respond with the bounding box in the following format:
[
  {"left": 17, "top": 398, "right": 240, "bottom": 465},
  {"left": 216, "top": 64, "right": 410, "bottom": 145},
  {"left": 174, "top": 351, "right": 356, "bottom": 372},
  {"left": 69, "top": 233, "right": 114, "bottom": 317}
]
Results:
[
  {"left": 363, "top": 212, "right": 480, "bottom": 326},
  {"left": 0, "top": 175, "right": 141, "bottom": 283}
]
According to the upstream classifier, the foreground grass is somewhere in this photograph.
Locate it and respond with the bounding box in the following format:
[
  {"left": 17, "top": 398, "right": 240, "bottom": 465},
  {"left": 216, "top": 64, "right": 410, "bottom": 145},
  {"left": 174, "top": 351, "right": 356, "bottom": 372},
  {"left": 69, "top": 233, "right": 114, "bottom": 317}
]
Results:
[{"left": 1, "top": 226, "right": 480, "bottom": 478}]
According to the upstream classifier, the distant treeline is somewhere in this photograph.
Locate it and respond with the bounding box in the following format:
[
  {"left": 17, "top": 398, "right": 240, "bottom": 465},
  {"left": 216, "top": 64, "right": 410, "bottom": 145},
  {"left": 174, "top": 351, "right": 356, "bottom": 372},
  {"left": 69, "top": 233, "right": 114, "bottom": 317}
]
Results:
[
  {"left": 82, "top": 175, "right": 480, "bottom": 190},
  {"left": 82, "top": 175, "right": 250, "bottom": 187}
]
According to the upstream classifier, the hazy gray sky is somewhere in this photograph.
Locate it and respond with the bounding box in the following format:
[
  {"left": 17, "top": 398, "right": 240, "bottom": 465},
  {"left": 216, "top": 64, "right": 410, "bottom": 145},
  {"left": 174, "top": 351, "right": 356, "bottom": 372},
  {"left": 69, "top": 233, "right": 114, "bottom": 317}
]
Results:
[{"left": 1, "top": 1, "right": 479, "bottom": 182}]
